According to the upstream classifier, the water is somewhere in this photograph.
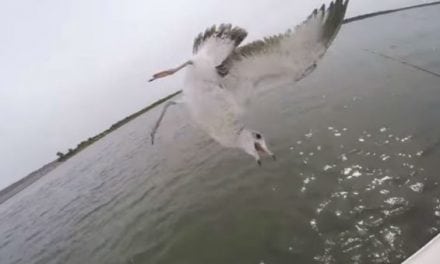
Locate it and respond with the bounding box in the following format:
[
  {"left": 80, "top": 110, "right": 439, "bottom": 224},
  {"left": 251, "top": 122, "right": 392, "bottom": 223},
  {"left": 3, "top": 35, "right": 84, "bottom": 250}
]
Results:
[{"left": 1, "top": 6, "right": 440, "bottom": 264}]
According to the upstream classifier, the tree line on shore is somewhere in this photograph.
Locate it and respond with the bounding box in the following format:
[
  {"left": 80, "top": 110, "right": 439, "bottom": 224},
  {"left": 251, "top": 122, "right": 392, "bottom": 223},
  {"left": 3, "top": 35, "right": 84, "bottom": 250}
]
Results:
[{"left": 55, "top": 91, "right": 181, "bottom": 162}]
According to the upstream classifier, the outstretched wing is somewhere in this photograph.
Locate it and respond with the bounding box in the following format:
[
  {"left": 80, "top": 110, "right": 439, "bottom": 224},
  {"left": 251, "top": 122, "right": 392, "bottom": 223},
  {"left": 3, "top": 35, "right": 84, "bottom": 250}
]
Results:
[
  {"left": 192, "top": 24, "right": 248, "bottom": 66},
  {"left": 217, "top": 0, "right": 349, "bottom": 91}
]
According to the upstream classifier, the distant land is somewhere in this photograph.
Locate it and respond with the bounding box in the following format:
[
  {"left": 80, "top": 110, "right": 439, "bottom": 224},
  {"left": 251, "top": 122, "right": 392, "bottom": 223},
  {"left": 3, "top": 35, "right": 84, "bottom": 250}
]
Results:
[
  {"left": 0, "top": 91, "right": 181, "bottom": 205},
  {"left": 54, "top": 91, "right": 181, "bottom": 162}
]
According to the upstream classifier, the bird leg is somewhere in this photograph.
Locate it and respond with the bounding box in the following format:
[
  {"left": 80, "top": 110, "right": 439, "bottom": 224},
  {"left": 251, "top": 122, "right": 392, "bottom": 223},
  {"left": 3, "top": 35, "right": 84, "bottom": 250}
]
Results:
[
  {"left": 148, "top": 61, "right": 192, "bottom": 82},
  {"left": 150, "top": 100, "right": 181, "bottom": 145}
]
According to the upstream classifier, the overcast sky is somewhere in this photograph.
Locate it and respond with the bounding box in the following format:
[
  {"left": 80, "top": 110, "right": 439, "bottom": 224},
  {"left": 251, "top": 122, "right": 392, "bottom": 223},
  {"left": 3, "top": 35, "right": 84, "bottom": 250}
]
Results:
[{"left": 0, "top": 0, "right": 430, "bottom": 189}]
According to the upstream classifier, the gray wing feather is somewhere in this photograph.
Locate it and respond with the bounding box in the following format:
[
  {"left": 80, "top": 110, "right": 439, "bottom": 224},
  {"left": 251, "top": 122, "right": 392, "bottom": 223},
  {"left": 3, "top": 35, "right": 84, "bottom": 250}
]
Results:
[
  {"left": 193, "top": 24, "right": 248, "bottom": 55},
  {"left": 217, "top": 0, "right": 349, "bottom": 77}
]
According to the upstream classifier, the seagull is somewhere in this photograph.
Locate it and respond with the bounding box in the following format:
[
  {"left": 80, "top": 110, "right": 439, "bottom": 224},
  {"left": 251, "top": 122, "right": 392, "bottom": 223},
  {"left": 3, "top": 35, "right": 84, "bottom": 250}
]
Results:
[{"left": 149, "top": 0, "right": 349, "bottom": 165}]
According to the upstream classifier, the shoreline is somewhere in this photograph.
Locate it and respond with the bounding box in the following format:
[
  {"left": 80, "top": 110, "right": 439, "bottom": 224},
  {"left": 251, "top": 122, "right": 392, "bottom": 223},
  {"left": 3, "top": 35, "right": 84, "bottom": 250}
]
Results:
[
  {"left": 0, "top": 91, "right": 181, "bottom": 205},
  {"left": 54, "top": 91, "right": 181, "bottom": 162}
]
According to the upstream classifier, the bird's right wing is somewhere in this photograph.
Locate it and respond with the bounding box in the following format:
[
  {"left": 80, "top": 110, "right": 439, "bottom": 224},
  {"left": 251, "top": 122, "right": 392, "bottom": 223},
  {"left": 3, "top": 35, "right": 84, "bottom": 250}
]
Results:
[{"left": 217, "top": 0, "right": 349, "bottom": 92}]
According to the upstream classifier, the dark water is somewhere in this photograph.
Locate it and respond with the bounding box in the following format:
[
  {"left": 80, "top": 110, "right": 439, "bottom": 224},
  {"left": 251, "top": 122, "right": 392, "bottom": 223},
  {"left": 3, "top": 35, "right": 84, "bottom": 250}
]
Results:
[{"left": 1, "top": 6, "right": 440, "bottom": 264}]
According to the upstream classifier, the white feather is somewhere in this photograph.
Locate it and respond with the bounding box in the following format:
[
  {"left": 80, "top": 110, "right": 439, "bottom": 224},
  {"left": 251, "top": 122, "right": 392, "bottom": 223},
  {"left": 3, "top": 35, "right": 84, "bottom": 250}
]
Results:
[
  {"left": 184, "top": 57, "right": 243, "bottom": 148},
  {"left": 194, "top": 37, "right": 237, "bottom": 66}
]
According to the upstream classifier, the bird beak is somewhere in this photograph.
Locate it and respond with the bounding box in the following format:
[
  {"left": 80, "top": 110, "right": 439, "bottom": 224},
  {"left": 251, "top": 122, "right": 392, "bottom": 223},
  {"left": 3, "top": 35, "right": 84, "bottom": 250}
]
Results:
[
  {"left": 255, "top": 142, "right": 276, "bottom": 160},
  {"left": 254, "top": 142, "right": 276, "bottom": 163}
]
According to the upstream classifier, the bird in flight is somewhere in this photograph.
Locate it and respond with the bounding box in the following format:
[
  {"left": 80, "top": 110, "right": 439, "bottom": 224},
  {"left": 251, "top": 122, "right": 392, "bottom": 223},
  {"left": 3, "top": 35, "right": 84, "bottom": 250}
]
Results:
[{"left": 149, "top": 0, "right": 349, "bottom": 165}]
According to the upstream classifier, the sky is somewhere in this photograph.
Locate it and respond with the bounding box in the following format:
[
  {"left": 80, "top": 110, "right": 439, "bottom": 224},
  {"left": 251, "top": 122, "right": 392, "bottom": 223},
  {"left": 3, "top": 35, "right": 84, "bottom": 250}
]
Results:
[{"left": 0, "top": 0, "right": 431, "bottom": 189}]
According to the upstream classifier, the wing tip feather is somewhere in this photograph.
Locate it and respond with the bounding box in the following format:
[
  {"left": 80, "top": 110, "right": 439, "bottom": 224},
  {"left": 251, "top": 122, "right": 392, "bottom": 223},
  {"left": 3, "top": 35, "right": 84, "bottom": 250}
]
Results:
[{"left": 193, "top": 24, "right": 248, "bottom": 54}]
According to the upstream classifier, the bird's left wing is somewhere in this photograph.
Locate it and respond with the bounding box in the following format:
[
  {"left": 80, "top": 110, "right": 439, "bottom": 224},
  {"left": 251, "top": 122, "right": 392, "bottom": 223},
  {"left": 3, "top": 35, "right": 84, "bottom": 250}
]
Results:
[{"left": 217, "top": 0, "right": 349, "bottom": 92}]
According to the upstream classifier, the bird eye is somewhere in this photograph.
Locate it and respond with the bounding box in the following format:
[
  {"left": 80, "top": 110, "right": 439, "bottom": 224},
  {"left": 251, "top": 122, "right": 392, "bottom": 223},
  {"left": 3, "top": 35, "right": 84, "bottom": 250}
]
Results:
[{"left": 255, "top": 133, "right": 262, "bottom": 139}]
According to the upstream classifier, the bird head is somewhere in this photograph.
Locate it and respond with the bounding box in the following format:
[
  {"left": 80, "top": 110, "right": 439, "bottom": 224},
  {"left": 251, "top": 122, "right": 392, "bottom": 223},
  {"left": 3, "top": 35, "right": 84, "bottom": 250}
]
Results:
[{"left": 238, "top": 129, "right": 275, "bottom": 165}]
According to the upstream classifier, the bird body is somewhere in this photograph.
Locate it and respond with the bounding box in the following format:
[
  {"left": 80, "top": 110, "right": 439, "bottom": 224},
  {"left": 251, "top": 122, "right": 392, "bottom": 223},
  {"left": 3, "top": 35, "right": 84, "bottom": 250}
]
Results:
[
  {"left": 184, "top": 70, "right": 243, "bottom": 148},
  {"left": 149, "top": 0, "right": 349, "bottom": 164}
]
